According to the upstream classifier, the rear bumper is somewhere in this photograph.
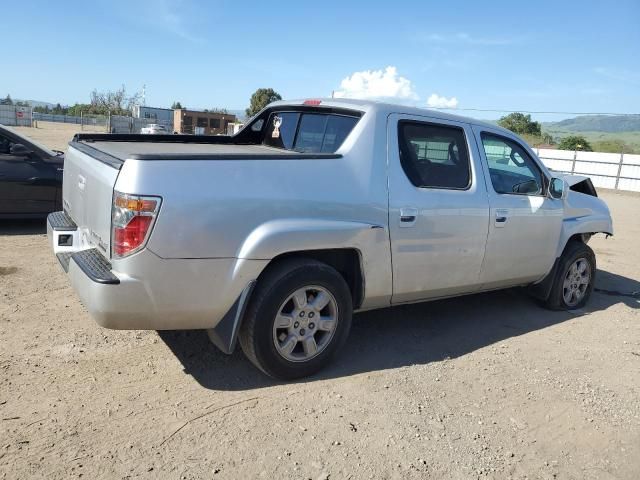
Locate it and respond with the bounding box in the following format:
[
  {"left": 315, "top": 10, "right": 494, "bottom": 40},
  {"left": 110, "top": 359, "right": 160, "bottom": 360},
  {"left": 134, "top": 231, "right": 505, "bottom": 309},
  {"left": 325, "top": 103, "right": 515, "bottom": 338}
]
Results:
[{"left": 48, "top": 211, "right": 268, "bottom": 331}]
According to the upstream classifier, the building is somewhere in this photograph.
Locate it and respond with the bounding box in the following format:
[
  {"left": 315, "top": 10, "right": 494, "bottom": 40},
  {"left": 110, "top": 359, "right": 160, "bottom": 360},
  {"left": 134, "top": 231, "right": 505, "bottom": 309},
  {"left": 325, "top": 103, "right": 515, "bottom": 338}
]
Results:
[
  {"left": 173, "top": 109, "right": 237, "bottom": 135},
  {"left": 226, "top": 122, "right": 245, "bottom": 135},
  {"left": 132, "top": 105, "right": 174, "bottom": 126}
]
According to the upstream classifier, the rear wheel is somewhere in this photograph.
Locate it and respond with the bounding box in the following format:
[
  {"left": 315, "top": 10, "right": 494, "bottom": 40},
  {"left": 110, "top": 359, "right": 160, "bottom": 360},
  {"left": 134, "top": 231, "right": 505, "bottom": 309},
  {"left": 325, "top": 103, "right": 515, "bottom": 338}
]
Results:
[
  {"left": 239, "top": 258, "right": 352, "bottom": 379},
  {"left": 543, "top": 241, "right": 596, "bottom": 310}
]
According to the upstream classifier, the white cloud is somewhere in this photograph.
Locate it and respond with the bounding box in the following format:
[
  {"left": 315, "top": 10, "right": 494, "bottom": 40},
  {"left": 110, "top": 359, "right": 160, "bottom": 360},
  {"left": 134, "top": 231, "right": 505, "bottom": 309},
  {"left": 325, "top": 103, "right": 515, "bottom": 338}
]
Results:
[
  {"left": 334, "top": 66, "right": 418, "bottom": 101},
  {"left": 427, "top": 94, "right": 459, "bottom": 109}
]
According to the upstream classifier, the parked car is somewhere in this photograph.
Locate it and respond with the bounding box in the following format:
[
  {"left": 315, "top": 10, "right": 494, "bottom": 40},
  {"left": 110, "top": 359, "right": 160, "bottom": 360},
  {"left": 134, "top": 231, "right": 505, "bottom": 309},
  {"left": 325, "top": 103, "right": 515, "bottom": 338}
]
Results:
[
  {"left": 140, "top": 124, "right": 168, "bottom": 135},
  {"left": 47, "top": 99, "right": 613, "bottom": 379},
  {"left": 0, "top": 124, "right": 64, "bottom": 218}
]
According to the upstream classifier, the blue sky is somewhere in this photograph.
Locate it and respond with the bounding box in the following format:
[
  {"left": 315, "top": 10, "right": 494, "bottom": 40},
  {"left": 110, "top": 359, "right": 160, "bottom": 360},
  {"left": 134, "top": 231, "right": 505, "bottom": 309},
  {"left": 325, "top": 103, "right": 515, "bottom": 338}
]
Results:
[{"left": 3, "top": 0, "right": 639, "bottom": 120}]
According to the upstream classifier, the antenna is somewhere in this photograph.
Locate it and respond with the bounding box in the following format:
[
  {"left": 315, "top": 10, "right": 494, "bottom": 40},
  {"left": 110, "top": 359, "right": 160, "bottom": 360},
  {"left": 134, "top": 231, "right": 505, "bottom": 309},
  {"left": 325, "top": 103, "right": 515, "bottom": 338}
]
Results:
[{"left": 142, "top": 84, "right": 146, "bottom": 106}]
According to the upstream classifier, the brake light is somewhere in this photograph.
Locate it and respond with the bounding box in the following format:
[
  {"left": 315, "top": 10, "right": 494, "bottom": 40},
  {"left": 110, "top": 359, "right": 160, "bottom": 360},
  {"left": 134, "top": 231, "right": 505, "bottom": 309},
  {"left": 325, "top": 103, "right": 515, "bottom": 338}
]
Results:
[
  {"left": 303, "top": 99, "right": 322, "bottom": 106},
  {"left": 112, "top": 192, "right": 161, "bottom": 258}
]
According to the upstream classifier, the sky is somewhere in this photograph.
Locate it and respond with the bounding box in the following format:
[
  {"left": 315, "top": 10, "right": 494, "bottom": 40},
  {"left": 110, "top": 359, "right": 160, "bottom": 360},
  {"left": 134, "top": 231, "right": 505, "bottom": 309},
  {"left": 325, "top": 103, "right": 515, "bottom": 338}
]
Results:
[{"left": 3, "top": 0, "right": 640, "bottom": 121}]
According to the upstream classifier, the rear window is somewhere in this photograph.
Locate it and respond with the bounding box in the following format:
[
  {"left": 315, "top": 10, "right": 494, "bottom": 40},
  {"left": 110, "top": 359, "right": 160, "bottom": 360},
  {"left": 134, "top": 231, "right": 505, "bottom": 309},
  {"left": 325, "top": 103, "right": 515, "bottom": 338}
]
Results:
[{"left": 263, "top": 112, "right": 358, "bottom": 153}]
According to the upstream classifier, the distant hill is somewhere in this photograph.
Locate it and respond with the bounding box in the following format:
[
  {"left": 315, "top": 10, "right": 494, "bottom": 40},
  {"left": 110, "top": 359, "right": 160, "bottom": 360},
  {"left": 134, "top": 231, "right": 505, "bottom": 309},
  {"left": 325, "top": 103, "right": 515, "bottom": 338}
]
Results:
[{"left": 544, "top": 114, "right": 640, "bottom": 133}]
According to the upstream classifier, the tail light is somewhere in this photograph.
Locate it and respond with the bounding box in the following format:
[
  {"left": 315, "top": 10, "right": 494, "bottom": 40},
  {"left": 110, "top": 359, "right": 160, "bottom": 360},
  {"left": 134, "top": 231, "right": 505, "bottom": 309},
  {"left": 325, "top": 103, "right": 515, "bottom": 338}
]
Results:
[{"left": 111, "top": 192, "right": 161, "bottom": 258}]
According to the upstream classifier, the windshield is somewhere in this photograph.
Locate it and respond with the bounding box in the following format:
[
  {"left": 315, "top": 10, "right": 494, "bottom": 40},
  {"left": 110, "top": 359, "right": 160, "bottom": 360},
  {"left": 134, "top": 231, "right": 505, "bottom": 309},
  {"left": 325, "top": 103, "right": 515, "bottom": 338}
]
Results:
[{"left": 1, "top": 125, "right": 56, "bottom": 156}]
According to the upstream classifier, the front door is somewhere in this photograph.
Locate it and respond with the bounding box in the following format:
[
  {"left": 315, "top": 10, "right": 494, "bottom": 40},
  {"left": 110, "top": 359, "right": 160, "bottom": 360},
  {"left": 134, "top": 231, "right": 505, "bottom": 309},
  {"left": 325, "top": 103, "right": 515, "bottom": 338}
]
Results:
[
  {"left": 388, "top": 114, "right": 490, "bottom": 303},
  {"left": 472, "top": 126, "right": 564, "bottom": 288}
]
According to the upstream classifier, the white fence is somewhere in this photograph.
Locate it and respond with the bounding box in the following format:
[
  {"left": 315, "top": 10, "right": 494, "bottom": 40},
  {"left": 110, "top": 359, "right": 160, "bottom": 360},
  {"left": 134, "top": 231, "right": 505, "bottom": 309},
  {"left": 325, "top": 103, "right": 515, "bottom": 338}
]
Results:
[{"left": 533, "top": 148, "right": 640, "bottom": 193}]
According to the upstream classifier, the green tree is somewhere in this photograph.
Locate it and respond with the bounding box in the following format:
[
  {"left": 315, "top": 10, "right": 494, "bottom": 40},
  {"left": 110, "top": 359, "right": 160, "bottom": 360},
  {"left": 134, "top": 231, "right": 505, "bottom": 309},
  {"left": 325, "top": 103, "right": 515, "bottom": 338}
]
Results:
[
  {"left": 541, "top": 132, "right": 554, "bottom": 144},
  {"left": 66, "top": 104, "right": 92, "bottom": 116},
  {"left": 1, "top": 94, "right": 13, "bottom": 105},
  {"left": 558, "top": 135, "right": 593, "bottom": 151},
  {"left": 171, "top": 101, "right": 183, "bottom": 109},
  {"left": 497, "top": 112, "right": 542, "bottom": 136},
  {"left": 246, "top": 88, "right": 282, "bottom": 117}
]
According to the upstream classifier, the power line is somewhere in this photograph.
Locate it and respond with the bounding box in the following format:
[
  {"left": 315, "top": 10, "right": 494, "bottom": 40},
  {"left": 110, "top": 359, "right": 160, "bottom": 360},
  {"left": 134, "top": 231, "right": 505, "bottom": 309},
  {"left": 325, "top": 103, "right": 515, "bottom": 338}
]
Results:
[{"left": 429, "top": 106, "right": 640, "bottom": 116}]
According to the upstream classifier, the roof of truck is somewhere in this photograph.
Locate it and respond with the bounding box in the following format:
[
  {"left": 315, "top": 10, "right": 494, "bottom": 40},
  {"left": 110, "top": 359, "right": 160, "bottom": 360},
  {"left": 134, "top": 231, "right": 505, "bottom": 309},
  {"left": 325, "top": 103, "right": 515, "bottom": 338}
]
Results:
[{"left": 270, "top": 98, "right": 512, "bottom": 135}]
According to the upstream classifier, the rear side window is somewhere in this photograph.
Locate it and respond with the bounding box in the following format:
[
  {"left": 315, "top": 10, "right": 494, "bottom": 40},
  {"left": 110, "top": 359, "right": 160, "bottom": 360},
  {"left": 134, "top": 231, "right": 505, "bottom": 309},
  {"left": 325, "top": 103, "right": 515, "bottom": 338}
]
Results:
[
  {"left": 263, "top": 112, "right": 358, "bottom": 153},
  {"left": 398, "top": 121, "right": 471, "bottom": 189},
  {"left": 264, "top": 112, "right": 300, "bottom": 150}
]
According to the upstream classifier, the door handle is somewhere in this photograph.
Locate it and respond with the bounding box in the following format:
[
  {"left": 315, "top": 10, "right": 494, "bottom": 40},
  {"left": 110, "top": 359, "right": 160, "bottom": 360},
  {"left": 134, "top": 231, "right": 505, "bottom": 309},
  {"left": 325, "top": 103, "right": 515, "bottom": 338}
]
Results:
[
  {"left": 399, "top": 208, "right": 418, "bottom": 227},
  {"left": 495, "top": 209, "right": 509, "bottom": 227}
]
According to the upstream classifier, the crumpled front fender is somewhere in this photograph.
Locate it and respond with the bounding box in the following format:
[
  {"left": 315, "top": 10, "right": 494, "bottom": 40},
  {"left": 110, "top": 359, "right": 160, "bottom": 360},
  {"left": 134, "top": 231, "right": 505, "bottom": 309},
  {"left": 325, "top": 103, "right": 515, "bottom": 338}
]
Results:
[{"left": 555, "top": 189, "right": 613, "bottom": 257}]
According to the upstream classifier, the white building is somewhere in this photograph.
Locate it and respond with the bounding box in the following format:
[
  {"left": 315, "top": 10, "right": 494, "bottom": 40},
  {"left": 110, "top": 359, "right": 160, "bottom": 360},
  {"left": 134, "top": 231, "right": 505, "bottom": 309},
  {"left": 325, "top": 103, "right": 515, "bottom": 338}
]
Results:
[{"left": 132, "top": 105, "right": 174, "bottom": 126}]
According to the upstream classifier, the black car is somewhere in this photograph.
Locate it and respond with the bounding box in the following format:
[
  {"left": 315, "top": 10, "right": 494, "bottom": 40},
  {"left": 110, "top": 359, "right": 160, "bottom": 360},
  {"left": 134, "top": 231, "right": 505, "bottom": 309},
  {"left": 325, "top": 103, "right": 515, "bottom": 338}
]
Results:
[{"left": 0, "top": 124, "right": 64, "bottom": 218}]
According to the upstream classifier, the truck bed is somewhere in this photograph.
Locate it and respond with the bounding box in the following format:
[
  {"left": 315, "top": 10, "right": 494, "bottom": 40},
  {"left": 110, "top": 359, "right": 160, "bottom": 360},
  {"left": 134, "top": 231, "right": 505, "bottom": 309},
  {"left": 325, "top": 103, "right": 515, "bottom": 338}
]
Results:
[{"left": 70, "top": 133, "right": 340, "bottom": 168}]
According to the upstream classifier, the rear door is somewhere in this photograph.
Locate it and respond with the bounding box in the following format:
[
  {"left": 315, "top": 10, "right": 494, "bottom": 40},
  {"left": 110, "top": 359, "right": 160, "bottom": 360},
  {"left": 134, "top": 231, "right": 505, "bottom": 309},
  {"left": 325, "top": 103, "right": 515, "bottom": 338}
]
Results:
[
  {"left": 472, "top": 125, "right": 563, "bottom": 288},
  {"left": 388, "top": 113, "right": 490, "bottom": 303}
]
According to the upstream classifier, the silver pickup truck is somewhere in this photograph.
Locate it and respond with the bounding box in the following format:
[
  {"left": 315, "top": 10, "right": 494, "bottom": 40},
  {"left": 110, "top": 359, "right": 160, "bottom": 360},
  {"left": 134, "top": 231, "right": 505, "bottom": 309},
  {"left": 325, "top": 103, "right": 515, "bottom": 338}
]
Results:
[{"left": 48, "top": 99, "right": 613, "bottom": 379}]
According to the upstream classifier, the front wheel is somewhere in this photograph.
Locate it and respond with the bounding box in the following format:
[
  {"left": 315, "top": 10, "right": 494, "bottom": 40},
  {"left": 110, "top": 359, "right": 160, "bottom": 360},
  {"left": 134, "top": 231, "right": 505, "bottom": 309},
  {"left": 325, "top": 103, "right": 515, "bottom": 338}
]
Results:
[
  {"left": 543, "top": 241, "right": 596, "bottom": 310},
  {"left": 238, "top": 258, "right": 353, "bottom": 380}
]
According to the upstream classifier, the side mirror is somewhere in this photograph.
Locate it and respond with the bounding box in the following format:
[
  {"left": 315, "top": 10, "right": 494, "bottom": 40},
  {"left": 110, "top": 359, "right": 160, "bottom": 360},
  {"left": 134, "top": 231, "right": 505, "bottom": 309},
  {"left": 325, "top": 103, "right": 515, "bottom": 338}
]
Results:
[
  {"left": 9, "top": 143, "right": 33, "bottom": 156},
  {"left": 549, "top": 177, "right": 566, "bottom": 200}
]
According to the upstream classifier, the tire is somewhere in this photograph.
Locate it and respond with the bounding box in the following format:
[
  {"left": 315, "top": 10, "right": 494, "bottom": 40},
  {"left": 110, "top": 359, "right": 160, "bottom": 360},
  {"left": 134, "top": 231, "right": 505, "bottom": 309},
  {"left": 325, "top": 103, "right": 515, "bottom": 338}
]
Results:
[
  {"left": 543, "top": 241, "right": 596, "bottom": 310},
  {"left": 238, "top": 258, "right": 353, "bottom": 380}
]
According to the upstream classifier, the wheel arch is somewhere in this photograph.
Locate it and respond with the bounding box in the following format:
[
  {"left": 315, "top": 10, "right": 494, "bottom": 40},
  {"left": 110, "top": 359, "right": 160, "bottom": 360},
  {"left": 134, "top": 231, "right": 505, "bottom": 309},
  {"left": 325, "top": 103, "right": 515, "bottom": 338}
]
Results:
[
  {"left": 235, "top": 218, "right": 390, "bottom": 309},
  {"left": 555, "top": 218, "right": 612, "bottom": 258},
  {"left": 256, "top": 248, "right": 365, "bottom": 310}
]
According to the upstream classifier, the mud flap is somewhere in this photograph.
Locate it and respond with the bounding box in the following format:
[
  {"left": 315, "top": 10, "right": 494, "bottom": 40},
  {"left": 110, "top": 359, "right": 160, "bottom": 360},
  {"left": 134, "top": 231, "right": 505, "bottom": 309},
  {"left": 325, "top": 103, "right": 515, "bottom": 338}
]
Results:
[
  {"left": 206, "top": 281, "right": 256, "bottom": 354},
  {"left": 528, "top": 256, "right": 561, "bottom": 301}
]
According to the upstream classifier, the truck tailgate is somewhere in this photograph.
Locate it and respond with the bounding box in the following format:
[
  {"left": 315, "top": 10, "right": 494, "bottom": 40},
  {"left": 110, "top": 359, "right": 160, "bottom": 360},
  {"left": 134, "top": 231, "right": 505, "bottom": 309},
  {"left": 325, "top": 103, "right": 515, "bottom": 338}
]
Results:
[{"left": 62, "top": 145, "right": 120, "bottom": 258}]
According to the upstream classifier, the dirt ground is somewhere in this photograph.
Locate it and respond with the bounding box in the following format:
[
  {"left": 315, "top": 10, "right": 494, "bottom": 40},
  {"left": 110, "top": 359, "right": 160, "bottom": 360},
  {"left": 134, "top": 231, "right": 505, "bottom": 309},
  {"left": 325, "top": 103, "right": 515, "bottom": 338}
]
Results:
[
  {"left": 1, "top": 127, "right": 639, "bottom": 479},
  {"left": 13, "top": 122, "right": 104, "bottom": 152}
]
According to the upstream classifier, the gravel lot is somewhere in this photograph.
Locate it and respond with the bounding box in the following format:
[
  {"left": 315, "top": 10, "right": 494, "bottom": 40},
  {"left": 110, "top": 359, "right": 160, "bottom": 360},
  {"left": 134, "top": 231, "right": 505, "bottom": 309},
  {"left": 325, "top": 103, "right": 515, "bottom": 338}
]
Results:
[{"left": 1, "top": 127, "right": 639, "bottom": 479}]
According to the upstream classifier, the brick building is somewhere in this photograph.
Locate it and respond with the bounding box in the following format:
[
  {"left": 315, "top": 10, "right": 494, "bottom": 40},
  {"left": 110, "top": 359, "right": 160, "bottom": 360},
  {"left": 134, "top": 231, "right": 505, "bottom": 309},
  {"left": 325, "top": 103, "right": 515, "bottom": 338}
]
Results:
[{"left": 173, "top": 109, "right": 237, "bottom": 135}]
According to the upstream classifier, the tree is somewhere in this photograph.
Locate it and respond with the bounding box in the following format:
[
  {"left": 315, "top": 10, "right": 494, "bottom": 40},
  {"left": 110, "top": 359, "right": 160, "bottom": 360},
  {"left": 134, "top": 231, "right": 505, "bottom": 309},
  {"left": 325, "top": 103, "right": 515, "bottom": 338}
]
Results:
[
  {"left": 1, "top": 94, "right": 13, "bottom": 105},
  {"left": 208, "top": 107, "right": 228, "bottom": 114},
  {"left": 558, "top": 135, "right": 593, "bottom": 151},
  {"left": 66, "top": 104, "right": 92, "bottom": 116},
  {"left": 88, "top": 85, "right": 141, "bottom": 116},
  {"left": 497, "top": 112, "right": 542, "bottom": 136},
  {"left": 246, "top": 88, "right": 282, "bottom": 117},
  {"left": 171, "top": 101, "right": 183, "bottom": 109},
  {"left": 541, "top": 132, "right": 554, "bottom": 144}
]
